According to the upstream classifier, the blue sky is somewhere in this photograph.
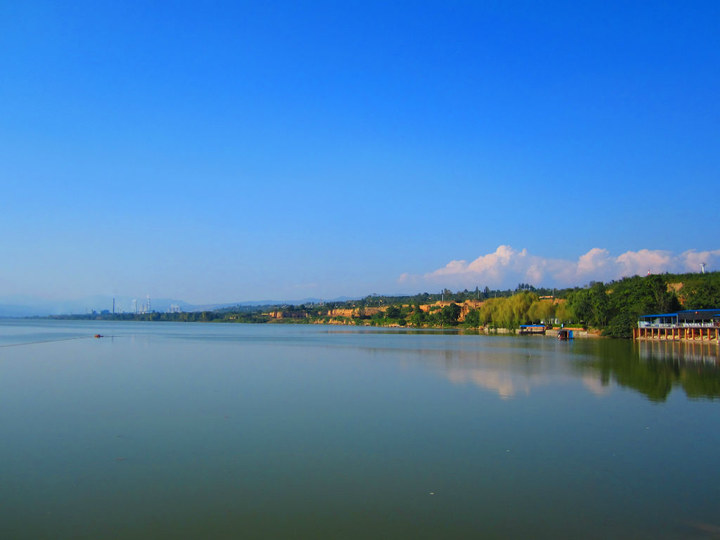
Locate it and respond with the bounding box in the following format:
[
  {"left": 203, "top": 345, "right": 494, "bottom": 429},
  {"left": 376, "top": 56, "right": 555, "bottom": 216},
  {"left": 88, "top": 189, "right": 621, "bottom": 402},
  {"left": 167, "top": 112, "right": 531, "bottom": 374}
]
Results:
[{"left": 1, "top": 1, "right": 718, "bottom": 304}]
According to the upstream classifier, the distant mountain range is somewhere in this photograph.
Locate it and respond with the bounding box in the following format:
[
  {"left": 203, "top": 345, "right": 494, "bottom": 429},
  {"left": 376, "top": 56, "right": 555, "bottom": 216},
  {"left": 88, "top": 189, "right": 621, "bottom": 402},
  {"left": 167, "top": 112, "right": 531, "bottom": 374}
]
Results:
[{"left": 0, "top": 295, "right": 358, "bottom": 317}]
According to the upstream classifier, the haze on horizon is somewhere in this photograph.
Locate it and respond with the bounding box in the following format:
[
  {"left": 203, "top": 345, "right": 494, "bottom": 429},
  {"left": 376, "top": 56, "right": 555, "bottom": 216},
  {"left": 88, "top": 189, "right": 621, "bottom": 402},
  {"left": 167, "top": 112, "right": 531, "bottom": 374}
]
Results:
[{"left": 2, "top": 1, "right": 718, "bottom": 306}]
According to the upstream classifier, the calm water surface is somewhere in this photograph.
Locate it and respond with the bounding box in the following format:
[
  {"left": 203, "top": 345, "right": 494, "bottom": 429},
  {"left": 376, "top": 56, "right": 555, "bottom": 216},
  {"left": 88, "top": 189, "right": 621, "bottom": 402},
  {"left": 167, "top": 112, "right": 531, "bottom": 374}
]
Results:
[{"left": 1, "top": 320, "right": 719, "bottom": 539}]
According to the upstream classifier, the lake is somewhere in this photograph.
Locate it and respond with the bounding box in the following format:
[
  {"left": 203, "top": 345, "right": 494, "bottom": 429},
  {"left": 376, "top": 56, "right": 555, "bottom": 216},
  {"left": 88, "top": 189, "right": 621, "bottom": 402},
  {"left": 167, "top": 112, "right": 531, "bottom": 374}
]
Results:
[{"left": 1, "top": 319, "right": 719, "bottom": 539}]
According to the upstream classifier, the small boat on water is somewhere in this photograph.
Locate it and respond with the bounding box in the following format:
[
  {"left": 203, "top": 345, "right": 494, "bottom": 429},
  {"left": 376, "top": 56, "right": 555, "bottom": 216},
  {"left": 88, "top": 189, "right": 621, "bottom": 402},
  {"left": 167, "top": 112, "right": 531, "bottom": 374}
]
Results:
[
  {"left": 557, "top": 329, "right": 573, "bottom": 340},
  {"left": 94, "top": 334, "right": 103, "bottom": 338}
]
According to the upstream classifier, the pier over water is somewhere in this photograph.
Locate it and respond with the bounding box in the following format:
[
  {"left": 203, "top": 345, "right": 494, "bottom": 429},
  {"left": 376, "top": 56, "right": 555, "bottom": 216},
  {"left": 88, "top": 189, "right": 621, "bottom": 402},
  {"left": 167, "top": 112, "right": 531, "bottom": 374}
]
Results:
[{"left": 634, "top": 308, "right": 720, "bottom": 344}]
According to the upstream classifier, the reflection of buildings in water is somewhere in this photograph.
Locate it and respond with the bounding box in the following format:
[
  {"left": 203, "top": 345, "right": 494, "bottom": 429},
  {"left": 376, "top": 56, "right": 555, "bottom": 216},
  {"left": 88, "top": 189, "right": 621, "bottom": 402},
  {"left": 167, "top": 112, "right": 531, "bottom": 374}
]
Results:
[{"left": 637, "top": 340, "right": 720, "bottom": 365}]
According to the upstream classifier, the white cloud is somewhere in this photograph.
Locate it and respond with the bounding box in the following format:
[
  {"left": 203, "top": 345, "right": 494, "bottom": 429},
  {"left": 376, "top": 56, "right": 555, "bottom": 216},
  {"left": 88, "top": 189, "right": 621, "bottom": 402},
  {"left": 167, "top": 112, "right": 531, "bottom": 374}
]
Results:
[
  {"left": 680, "top": 249, "right": 720, "bottom": 273},
  {"left": 576, "top": 248, "right": 612, "bottom": 277},
  {"left": 616, "top": 249, "right": 673, "bottom": 277},
  {"left": 400, "top": 245, "right": 720, "bottom": 289}
]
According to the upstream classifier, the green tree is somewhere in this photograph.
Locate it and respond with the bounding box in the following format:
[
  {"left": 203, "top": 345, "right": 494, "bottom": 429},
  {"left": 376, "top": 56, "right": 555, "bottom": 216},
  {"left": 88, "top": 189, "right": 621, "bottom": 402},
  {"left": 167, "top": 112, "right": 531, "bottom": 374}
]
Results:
[
  {"left": 588, "top": 282, "right": 611, "bottom": 327},
  {"left": 684, "top": 281, "right": 720, "bottom": 309},
  {"left": 555, "top": 301, "right": 573, "bottom": 323},
  {"left": 464, "top": 308, "right": 480, "bottom": 327},
  {"left": 646, "top": 275, "right": 680, "bottom": 313},
  {"left": 440, "top": 303, "right": 461, "bottom": 326},
  {"left": 528, "top": 300, "right": 556, "bottom": 323},
  {"left": 508, "top": 292, "right": 537, "bottom": 327},
  {"left": 604, "top": 312, "right": 636, "bottom": 338},
  {"left": 409, "top": 310, "right": 426, "bottom": 327},
  {"left": 568, "top": 289, "right": 593, "bottom": 326}
]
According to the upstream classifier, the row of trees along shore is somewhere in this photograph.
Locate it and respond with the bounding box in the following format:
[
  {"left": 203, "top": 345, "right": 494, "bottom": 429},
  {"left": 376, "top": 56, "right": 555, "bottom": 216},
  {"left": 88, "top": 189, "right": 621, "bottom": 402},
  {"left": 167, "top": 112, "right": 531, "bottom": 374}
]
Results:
[{"left": 58, "top": 272, "right": 720, "bottom": 339}]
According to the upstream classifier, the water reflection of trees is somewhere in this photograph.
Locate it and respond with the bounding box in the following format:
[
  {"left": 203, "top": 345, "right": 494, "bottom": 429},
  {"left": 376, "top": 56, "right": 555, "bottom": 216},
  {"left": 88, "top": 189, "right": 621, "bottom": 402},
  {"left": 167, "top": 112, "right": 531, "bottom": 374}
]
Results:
[
  {"left": 354, "top": 333, "right": 720, "bottom": 401},
  {"left": 585, "top": 341, "right": 720, "bottom": 402}
]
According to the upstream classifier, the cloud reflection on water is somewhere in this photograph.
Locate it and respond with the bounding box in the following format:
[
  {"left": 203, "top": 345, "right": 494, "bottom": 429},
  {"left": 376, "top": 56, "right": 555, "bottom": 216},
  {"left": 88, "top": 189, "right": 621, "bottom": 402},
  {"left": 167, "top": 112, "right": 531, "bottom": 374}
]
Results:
[
  {"left": 366, "top": 338, "right": 585, "bottom": 399},
  {"left": 581, "top": 375, "right": 612, "bottom": 397},
  {"left": 446, "top": 367, "right": 543, "bottom": 398}
]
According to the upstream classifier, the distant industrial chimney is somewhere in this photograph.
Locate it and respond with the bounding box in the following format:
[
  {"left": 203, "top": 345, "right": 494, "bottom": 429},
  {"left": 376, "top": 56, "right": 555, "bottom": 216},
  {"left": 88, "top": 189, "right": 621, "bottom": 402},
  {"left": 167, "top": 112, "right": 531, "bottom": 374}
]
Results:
[{"left": 701, "top": 262, "right": 707, "bottom": 274}]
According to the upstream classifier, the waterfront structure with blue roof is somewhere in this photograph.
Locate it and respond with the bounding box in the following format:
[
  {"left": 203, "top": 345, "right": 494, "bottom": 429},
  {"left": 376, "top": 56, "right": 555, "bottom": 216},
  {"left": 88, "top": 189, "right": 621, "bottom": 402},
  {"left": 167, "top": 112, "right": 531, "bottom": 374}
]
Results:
[{"left": 635, "top": 309, "right": 720, "bottom": 342}]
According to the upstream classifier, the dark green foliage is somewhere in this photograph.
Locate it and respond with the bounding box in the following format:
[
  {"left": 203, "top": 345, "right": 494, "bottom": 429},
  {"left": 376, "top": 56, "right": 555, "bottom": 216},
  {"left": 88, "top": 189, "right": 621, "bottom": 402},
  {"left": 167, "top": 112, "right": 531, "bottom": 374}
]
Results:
[
  {"left": 589, "top": 282, "right": 611, "bottom": 327},
  {"left": 463, "top": 308, "right": 480, "bottom": 327},
  {"left": 440, "top": 303, "right": 461, "bottom": 326},
  {"left": 684, "top": 281, "right": 720, "bottom": 309},
  {"left": 567, "top": 283, "right": 611, "bottom": 328},
  {"left": 603, "top": 275, "right": 681, "bottom": 337},
  {"left": 604, "top": 312, "right": 636, "bottom": 339},
  {"left": 409, "top": 308, "right": 427, "bottom": 327},
  {"left": 565, "top": 274, "right": 688, "bottom": 337},
  {"left": 567, "top": 289, "right": 593, "bottom": 327}
]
